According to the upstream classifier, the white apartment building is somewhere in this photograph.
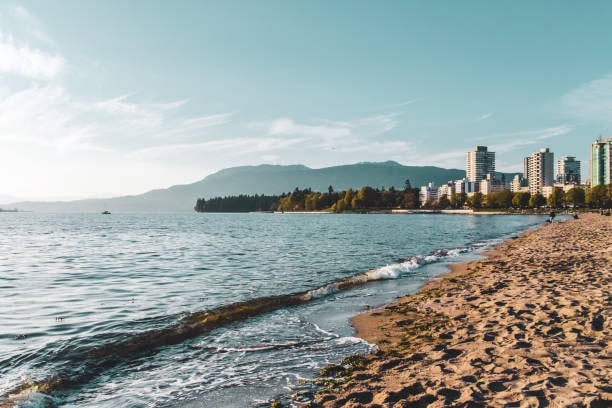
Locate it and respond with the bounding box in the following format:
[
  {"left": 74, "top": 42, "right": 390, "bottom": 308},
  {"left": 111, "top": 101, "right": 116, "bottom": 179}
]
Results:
[
  {"left": 466, "top": 146, "right": 495, "bottom": 189},
  {"left": 454, "top": 178, "right": 476, "bottom": 195},
  {"left": 419, "top": 182, "right": 438, "bottom": 205},
  {"left": 510, "top": 174, "right": 529, "bottom": 193},
  {"left": 479, "top": 173, "right": 505, "bottom": 195},
  {"left": 524, "top": 148, "right": 554, "bottom": 195},
  {"left": 437, "top": 182, "right": 455, "bottom": 200}
]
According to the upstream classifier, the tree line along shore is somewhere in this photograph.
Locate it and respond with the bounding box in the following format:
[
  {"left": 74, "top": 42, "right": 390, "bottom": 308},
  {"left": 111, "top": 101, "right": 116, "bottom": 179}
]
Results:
[{"left": 194, "top": 183, "right": 612, "bottom": 213}]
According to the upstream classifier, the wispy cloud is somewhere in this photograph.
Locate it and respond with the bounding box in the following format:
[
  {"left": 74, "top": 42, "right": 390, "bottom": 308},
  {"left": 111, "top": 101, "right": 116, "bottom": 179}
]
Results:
[
  {"left": 130, "top": 113, "right": 408, "bottom": 163},
  {"left": 252, "top": 117, "right": 351, "bottom": 138},
  {"left": 127, "top": 136, "right": 306, "bottom": 160},
  {"left": 0, "top": 84, "right": 234, "bottom": 153},
  {"left": 250, "top": 113, "right": 399, "bottom": 141},
  {"left": 410, "top": 124, "right": 573, "bottom": 170},
  {"left": 0, "top": 31, "right": 65, "bottom": 79},
  {"left": 180, "top": 112, "right": 234, "bottom": 130},
  {"left": 242, "top": 113, "right": 410, "bottom": 163},
  {"left": 409, "top": 148, "right": 467, "bottom": 169},
  {"left": 561, "top": 73, "right": 612, "bottom": 125},
  {"left": 378, "top": 99, "right": 419, "bottom": 110},
  {"left": 475, "top": 113, "right": 492, "bottom": 121},
  {"left": 488, "top": 125, "right": 573, "bottom": 153}
]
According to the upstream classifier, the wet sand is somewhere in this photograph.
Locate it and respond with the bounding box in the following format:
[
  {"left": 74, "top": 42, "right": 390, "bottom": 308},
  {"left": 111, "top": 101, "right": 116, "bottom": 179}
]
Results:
[{"left": 316, "top": 213, "right": 611, "bottom": 407}]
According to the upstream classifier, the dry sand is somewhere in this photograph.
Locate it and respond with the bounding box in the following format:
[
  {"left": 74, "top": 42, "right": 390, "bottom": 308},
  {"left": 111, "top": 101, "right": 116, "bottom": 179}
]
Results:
[{"left": 315, "top": 213, "right": 611, "bottom": 408}]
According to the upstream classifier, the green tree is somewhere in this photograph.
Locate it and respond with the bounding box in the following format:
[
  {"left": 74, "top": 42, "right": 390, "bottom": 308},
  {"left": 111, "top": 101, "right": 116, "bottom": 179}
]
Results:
[
  {"left": 438, "top": 195, "right": 451, "bottom": 209},
  {"left": 401, "top": 188, "right": 420, "bottom": 209},
  {"left": 547, "top": 187, "right": 564, "bottom": 208},
  {"left": 497, "top": 190, "right": 514, "bottom": 208},
  {"left": 586, "top": 184, "right": 612, "bottom": 208},
  {"left": 486, "top": 190, "right": 513, "bottom": 208},
  {"left": 529, "top": 193, "right": 546, "bottom": 209},
  {"left": 563, "top": 188, "right": 585, "bottom": 208},
  {"left": 466, "top": 192, "right": 483, "bottom": 209},
  {"left": 194, "top": 198, "right": 205, "bottom": 212},
  {"left": 380, "top": 188, "right": 398, "bottom": 208},
  {"left": 450, "top": 192, "right": 467, "bottom": 208},
  {"left": 512, "top": 192, "right": 530, "bottom": 209},
  {"left": 422, "top": 197, "right": 436, "bottom": 209}
]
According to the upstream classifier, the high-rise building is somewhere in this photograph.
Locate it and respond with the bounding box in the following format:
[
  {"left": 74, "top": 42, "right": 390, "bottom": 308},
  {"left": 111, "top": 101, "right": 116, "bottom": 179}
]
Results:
[
  {"left": 556, "top": 156, "right": 581, "bottom": 184},
  {"left": 590, "top": 137, "right": 612, "bottom": 186},
  {"left": 466, "top": 146, "right": 495, "bottom": 188},
  {"left": 524, "top": 148, "right": 554, "bottom": 195}
]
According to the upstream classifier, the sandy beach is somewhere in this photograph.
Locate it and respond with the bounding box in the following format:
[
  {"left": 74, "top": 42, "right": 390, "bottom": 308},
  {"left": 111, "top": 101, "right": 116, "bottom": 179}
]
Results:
[{"left": 315, "top": 213, "right": 611, "bottom": 407}]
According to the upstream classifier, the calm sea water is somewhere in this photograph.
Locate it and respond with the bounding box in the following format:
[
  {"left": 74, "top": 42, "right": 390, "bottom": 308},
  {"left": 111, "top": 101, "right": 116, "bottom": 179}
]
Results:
[{"left": 0, "top": 212, "right": 547, "bottom": 407}]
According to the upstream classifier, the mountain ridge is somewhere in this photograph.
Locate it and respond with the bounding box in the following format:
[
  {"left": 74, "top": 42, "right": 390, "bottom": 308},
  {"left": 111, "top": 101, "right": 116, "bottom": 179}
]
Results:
[{"left": 1, "top": 162, "right": 520, "bottom": 213}]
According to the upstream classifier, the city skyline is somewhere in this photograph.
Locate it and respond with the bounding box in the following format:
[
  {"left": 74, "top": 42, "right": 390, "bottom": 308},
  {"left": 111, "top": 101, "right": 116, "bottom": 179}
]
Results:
[{"left": 2, "top": 1, "right": 612, "bottom": 201}]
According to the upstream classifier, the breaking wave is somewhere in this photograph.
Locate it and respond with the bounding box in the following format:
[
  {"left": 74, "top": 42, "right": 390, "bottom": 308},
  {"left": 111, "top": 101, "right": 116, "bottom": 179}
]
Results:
[{"left": 0, "top": 245, "right": 469, "bottom": 407}]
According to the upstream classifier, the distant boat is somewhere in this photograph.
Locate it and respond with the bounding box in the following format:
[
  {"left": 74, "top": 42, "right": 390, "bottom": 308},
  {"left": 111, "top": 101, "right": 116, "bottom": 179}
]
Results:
[{"left": 101, "top": 210, "right": 111, "bottom": 215}]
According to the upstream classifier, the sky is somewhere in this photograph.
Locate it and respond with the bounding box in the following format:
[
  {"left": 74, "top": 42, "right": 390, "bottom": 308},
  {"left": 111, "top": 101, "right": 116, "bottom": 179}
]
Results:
[{"left": 1, "top": 0, "right": 611, "bottom": 201}]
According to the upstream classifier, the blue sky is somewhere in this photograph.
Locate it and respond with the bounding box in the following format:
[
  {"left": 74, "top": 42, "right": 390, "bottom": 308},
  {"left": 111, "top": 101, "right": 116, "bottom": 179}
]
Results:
[{"left": 0, "top": 1, "right": 610, "bottom": 200}]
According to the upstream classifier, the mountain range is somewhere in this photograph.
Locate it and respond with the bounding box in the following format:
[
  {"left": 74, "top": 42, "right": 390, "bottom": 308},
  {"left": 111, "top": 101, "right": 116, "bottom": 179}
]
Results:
[{"left": 1, "top": 161, "right": 520, "bottom": 213}]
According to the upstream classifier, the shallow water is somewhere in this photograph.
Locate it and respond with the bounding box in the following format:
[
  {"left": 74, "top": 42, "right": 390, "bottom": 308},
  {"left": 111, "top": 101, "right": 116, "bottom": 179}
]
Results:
[{"left": 0, "top": 212, "right": 546, "bottom": 407}]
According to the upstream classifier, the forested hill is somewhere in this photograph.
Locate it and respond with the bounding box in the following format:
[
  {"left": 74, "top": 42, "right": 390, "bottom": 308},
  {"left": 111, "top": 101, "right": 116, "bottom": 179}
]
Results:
[
  {"left": 199, "top": 161, "right": 467, "bottom": 197},
  {"left": 3, "top": 162, "right": 519, "bottom": 212}
]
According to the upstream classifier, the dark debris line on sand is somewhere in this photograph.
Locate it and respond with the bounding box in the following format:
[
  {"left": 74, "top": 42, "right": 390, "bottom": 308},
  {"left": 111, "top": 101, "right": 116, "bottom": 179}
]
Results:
[{"left": 313, "top": 213, "right": 611, "bottom": 408}]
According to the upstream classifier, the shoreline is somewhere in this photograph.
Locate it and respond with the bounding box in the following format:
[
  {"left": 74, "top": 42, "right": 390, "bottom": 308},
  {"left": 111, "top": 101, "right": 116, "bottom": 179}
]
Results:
[{"left": 315, "top": 213, "right": 611, "bottom": 407}]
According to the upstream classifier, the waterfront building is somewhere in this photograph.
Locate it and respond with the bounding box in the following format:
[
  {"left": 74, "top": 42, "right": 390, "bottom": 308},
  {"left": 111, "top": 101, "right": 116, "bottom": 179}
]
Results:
[
  {"left": 466, "top": 146, "right": 495, "bottom": 189},
  {"left": 419, "top": 182, "right": 438, "bottom": 206},
  {"left": 590, "top": 137, "right": 612, "bottom": 186},
  {"left": 437, "top": 182, "right": 455, "bottom": 200},
  {"left": 557, "top": 156, "right": 581, "bottom": 184},
  {"left": 524, "top": 148, "right": 554, "bottom": 195},
  {"left": 510, "top": 174, "right": 529, "bottom": 193},
  {"left": 479, "top": 173, "right": 505, "bottom": 195},
  {"left": 454, "top": 178, "right": 476, "bottom": 195}
]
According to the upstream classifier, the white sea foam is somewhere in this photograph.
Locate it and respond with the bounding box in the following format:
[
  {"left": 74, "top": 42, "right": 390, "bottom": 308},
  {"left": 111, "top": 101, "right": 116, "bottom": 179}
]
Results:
[
  {"left": 312, "top": 322, "right": 339, "bottom": 338},
  {"left": 301, "top": 282, "right": 340, "bottom": 300},
  {"left": 302, "top": 245, "right": 472, "bottom": 303},
  {"left": 365, "top": 264, "right": 401, "bottom": 280},
  {"left": 335, "top": 336, "right": 367, "bottom": 346}
]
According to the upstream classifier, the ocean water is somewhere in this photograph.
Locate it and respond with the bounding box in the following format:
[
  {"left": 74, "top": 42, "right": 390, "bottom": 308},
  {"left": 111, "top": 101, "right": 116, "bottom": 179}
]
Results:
[{"left": 0, "top": 212, "right": 547, "bottom": 407}]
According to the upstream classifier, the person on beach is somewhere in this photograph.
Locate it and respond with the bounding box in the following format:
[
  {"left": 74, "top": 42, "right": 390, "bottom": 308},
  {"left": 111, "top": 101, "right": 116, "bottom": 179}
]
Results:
[{"left": 549, "top": 211, "right": 556, "bottom": 223}]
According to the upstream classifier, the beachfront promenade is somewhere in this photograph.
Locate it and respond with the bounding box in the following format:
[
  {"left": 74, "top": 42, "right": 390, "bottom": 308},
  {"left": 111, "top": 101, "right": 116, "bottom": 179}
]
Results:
[{"left": 316, "top": 213, "right": 611, "bottom": 407}]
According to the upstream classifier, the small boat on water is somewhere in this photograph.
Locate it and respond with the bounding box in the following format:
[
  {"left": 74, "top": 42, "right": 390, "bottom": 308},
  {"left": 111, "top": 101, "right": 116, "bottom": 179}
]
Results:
[{"left": 101, "top": 210, "right": 111, "bottom": 215}]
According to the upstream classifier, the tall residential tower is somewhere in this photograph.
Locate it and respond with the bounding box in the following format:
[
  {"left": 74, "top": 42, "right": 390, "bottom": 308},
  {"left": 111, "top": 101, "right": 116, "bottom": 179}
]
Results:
[
  {"left": 556, "top": 156, "right": 581, "bottom": 184},
  {"left": 590, "top": 137, "right": 612, "bottom": 186},
  {"left": 466, "top": 146, "right": 495, "bottom": 189},
  {"left": 524, "top": 148, "right": 554, "bottom": 195}
]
